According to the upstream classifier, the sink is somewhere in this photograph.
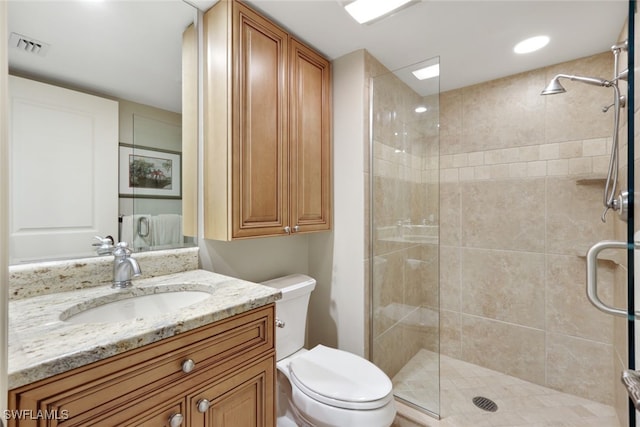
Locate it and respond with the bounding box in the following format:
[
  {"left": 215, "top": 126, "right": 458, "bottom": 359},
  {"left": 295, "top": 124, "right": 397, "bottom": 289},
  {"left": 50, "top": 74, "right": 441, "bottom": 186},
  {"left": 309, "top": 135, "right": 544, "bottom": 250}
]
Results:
[{"left": 61, "top": 290, "right": 212, "bottom": 324}]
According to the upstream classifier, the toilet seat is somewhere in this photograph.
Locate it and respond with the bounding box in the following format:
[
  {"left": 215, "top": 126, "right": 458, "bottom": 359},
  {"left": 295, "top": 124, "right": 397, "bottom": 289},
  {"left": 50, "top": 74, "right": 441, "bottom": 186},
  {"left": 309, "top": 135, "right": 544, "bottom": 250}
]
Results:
[{"left": 288, "top": 345, "right": 393, "bottom": 410}]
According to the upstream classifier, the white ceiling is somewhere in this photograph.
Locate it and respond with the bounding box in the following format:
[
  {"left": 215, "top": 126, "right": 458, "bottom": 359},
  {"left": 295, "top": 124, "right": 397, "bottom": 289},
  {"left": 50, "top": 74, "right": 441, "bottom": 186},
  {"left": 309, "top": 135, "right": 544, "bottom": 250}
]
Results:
[
  {"left": 245, "top": 0, "right": 629, "bottom": 93},
  {"left": 7, "top": 0, "right": 630, "bottom": 112}
]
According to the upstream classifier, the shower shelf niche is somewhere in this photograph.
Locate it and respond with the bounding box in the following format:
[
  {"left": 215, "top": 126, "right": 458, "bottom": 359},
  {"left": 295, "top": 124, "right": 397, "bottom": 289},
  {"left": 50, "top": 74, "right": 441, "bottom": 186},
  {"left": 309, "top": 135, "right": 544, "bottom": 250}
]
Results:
[{"left": 575, "top": 177, "right": 607, "bottom": 186}]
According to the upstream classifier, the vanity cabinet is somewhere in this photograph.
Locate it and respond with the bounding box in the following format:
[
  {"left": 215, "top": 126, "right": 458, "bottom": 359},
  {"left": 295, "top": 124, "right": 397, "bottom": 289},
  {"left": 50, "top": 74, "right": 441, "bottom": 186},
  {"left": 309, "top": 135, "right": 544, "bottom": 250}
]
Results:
[
  {"left": 203, "top": 0, "right": 331, "bottom": 240},
  {"left": 7, "top": 305, "right": 275, "bottom": 427}
]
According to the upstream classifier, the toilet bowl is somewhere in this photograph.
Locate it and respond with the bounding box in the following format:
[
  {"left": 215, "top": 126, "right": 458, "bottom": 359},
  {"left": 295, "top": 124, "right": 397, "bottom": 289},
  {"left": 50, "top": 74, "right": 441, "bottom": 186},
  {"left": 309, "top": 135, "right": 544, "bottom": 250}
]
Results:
[{"left": 262, "top": 274, "right": 396, "bottom": 427}]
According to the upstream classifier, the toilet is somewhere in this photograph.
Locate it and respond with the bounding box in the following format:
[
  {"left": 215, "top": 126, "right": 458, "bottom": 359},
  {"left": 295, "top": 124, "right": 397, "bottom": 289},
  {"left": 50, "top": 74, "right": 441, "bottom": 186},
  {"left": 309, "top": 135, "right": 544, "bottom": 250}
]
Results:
[{"left": 262, "top": 274, "right": 396, "bottom": 427}]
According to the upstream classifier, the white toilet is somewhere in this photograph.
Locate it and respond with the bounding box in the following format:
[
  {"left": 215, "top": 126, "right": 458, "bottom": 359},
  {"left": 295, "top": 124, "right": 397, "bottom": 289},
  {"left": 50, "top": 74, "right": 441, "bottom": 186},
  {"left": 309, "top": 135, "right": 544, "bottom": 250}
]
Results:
[{"left": 262, "top": 274, "right": 396, "bottom": 427}]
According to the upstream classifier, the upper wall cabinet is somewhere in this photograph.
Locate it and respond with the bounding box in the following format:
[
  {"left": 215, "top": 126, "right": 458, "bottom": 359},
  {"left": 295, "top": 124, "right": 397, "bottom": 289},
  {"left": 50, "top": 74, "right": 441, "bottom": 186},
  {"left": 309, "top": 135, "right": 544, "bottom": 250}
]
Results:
[{"left": 203, "top": 0, "right": 331, "bottom": 241}]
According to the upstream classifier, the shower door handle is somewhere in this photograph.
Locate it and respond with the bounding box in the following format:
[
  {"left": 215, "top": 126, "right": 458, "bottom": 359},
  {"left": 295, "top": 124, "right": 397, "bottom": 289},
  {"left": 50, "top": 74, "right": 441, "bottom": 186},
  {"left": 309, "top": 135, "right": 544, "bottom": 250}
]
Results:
[{"left": 586, "top": 240, "right": 628, "bottom": 317}]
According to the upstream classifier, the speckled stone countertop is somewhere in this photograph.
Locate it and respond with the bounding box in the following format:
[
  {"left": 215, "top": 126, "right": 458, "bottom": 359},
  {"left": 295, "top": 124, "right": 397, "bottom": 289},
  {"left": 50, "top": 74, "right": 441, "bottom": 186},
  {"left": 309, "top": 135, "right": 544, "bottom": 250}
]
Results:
[{"left": 8, "top": 269, "right": 281, "bottom": 389}]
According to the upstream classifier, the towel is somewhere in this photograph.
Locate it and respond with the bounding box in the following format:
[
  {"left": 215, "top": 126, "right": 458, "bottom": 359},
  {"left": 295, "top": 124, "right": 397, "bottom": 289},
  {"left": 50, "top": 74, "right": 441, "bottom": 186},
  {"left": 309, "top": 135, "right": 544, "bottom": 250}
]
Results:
[{"left": 151, "top": 214, "right": 182, "bottom": 247}]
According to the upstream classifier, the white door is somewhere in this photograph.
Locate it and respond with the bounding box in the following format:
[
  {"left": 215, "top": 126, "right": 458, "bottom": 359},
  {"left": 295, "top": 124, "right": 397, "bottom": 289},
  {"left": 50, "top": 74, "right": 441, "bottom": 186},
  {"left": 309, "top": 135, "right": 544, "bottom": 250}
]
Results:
[{"left": 8, "top": 76, "right": 118, "bottom": 263}]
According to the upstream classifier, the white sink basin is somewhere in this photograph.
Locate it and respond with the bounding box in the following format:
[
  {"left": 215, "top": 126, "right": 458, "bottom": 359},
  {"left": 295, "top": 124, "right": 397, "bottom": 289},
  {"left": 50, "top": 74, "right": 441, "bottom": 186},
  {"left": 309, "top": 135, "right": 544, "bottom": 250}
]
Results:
[{"left": 61, "top": 290, "right": 212, "bottom": 324}]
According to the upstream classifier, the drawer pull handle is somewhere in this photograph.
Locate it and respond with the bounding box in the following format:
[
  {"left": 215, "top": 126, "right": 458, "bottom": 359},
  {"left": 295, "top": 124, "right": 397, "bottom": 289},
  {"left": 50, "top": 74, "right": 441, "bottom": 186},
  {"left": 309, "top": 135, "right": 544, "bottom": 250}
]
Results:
[
  {"left": 181, "top": 359, "right": 195, "bottom": 373},
  {"left": 197, "top": 399, "right": 211, "bottom": 413},
  {"left": 169, "top": 413, "right": 184, "bottom": 427},
  {"left": 275, "top": 318, "right": 285, "bottom": 328}
]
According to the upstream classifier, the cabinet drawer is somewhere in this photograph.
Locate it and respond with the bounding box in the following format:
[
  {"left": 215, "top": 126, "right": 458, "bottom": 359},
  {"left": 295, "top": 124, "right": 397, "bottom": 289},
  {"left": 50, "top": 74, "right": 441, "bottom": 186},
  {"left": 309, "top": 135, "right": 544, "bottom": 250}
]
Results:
[{"left": 8, "top": 305, "right": 274, "bottom": 427}]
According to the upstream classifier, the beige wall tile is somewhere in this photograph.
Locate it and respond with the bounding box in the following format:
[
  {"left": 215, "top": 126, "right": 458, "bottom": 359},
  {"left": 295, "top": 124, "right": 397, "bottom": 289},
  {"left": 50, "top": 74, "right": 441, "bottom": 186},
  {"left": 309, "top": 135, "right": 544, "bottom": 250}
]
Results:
[
  {"left": 544, "top": 53, "right": 614, "bottom": 143},
  {"left": 546, "top": 254, "right": 614, "bottom": 343},
  {"left": 461, "top": 315, "right": 545, "bottom": 384},
  {"left": 546, "top": 333, "right": 614, "bottom": 405},
  {"left": 461, "top": 178, "right": 545, "bottom": 252},
  {"left": 583, "top": 138, "right": 608, "bottom": 156},
  {"left": 440, "top": 183, "right": 460, "bottom": 246},
  {"left": 568, "top": 157, "right": 593, "bottom": 175},
  {"left": 546, "top": 177, "right": 614, "bottom": 256},
  {"left": 461, "top": 248, "right": 545, "bottom": 328},
  {"left": 440, "top": 309, "right": 461, "bottom": 359},
  {"left": 547, "top": 159, "right": 569, "bottom": 176},
  {"left": 461, "top": 71, "right": 546, "bottom": 153},
  {"left": 439, "top": 245, "right": 460, "bottom": 311}
]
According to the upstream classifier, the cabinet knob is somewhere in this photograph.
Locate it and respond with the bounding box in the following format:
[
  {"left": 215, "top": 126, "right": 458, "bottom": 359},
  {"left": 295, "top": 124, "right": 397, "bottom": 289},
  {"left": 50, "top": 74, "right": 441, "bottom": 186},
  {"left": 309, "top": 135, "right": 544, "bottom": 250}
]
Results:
[
  {"left": 168, "top": 413, "right": 184, "bottom": 427},
  {"left": 197, "top": 399, "right": 211, "bottom": 413},
  {"left": 293, "top": 225, "right": 300, "bottom": 232},
  {"left": 284, "top": 226, "right": 291, "bottom": 234},
  {"left": 181, "top": 359, "right": 195, "bottom": 373},
  {"left": 275, "top": 318, "right": 285, "bottom": 328}
]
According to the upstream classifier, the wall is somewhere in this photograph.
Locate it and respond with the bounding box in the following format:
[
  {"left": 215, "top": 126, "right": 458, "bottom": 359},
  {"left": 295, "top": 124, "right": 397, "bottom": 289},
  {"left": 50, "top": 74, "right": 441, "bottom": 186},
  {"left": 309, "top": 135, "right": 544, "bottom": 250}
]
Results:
[
  {"left": 118, "top": 100, "right": 182, "bottom": 218},
  {"left": 199, "top": 235, "right": 310, "bottom": 284},
  {"left": 439, "top": 52, "right": 618, "bottom": 405},
  {"left": 1, "top": 1, "right": 9, "bottom": 418},
  {"left": 308, "top": 50, "right": 366, "bottom": 357}
]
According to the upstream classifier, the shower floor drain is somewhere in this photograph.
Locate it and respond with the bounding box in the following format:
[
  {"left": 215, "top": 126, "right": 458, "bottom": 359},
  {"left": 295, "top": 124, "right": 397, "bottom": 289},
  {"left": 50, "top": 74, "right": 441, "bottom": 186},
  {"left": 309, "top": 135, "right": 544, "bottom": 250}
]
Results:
[{"left": 472, "top": 396, "right": 498, "bottom": 412}]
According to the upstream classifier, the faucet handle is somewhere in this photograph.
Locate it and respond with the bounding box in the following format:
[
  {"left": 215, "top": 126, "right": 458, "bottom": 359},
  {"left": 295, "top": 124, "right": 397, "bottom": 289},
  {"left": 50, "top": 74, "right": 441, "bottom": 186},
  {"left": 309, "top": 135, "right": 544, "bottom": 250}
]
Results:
[
  {"left": 93, "top": 235, "right": 115, "bottom": 255},
  {"left": 113, "top": 241, "right": 132, "bottom": 257}
]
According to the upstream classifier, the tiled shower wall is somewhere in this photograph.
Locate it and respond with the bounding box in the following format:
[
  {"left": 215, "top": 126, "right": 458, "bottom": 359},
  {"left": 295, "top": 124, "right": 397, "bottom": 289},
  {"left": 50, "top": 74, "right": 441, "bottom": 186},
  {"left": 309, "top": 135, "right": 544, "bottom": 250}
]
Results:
[{"left": 439, "top": 51, "right": 620, "bottom": 406}]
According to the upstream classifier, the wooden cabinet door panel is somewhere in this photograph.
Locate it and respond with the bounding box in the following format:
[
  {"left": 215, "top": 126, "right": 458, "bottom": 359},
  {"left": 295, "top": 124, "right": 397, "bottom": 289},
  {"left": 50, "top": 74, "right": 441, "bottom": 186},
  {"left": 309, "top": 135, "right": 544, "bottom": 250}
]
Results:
[
  {"left": 232, "top": 2, "right": 289, "bottom": 238},
  {"left": 289, "top": 39, "right": 331, "bottom": 233},
  {"left": 189, "top": 356, "right": 275, "bottom": 427}
]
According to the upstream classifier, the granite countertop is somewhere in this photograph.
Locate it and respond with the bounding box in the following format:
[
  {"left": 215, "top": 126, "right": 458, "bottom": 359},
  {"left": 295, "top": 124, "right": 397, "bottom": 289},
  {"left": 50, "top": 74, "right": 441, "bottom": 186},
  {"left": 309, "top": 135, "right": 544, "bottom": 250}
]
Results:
[{"left": 8, "top": 269, "right": 281, "bottom": 389}]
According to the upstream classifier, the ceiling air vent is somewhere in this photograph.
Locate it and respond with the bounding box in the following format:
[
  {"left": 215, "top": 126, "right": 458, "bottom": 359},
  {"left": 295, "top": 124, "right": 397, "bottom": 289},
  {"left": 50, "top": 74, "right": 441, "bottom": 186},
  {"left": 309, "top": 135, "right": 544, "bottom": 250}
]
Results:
[{"left": 9, "top": 32, "right": 50, "bottom": 56}]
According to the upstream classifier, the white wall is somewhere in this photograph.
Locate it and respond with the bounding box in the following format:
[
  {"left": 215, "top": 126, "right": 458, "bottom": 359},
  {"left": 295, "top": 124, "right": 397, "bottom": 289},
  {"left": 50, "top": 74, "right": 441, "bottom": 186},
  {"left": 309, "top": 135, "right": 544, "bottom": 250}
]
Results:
[
  {"left": 1, "top": 0, "right": 8, "bottom": 418},
  {"left": 308, "top": 50, "right": 366, "bottom": 357},
  {"left": 199, "top": 235, "right": 310, "bottom": 283}
]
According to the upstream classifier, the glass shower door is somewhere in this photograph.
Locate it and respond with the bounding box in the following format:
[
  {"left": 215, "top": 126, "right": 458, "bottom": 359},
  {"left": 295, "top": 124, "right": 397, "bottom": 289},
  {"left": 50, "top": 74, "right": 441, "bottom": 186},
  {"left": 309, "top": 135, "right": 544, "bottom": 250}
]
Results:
[{"left": 369, "top": 57, "right": 440, "bottom": 417}]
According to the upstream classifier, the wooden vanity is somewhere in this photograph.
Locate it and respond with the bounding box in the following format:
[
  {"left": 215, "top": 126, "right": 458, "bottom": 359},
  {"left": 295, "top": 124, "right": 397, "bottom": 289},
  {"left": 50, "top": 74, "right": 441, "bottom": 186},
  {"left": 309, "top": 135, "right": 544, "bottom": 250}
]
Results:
[
  {"left": 8, "top": 305, "right": 275, "bottom": 426},
  {"left": 7, "top": 265, "right": 280, "bottom": 427}
]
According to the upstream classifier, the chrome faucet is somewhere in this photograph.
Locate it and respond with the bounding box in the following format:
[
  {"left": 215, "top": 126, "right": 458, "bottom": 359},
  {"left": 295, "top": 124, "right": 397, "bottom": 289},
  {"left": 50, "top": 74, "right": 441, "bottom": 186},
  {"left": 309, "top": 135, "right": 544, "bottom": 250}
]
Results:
[{"left": 112, "top": 242, "right": 141, "bottom": 289}]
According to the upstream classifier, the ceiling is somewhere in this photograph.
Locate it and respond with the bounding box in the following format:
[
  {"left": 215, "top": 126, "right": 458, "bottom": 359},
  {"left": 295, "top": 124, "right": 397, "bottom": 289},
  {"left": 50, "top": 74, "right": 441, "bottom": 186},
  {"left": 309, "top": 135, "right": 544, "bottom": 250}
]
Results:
[
  {"left": 243, "top": 0, "right": 629, "bottom": 94},
  {"left": 7, "top": 0, "right": 630, "bottom": 112}
]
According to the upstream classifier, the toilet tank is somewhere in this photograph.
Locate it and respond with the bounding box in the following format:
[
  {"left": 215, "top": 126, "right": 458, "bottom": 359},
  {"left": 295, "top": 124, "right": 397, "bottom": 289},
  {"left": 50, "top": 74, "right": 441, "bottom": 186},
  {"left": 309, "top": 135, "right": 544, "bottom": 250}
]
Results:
[{"left": 261, "top": 274, "right": 316, "bottom": 360}]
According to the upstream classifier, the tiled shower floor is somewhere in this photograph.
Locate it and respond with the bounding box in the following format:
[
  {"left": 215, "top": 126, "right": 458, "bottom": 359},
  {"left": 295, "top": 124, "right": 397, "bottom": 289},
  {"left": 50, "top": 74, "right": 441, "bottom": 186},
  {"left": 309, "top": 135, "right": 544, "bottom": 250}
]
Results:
[{"left": 392, "top": 349, "right": 620, "bottom": 427}]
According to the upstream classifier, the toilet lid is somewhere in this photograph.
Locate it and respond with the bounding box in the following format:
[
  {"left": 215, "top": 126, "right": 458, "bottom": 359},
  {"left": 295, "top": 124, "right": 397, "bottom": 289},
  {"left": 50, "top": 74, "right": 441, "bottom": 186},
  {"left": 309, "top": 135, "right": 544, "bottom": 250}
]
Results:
[{"left": 289, "top": 345, "right": 393, "bottom": 410}]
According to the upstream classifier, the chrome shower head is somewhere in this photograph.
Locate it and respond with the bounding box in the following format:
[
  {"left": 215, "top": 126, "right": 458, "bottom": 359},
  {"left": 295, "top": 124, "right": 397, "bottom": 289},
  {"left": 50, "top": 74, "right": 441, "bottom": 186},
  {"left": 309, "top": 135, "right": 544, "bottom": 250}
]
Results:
[
  {"left": 541, "top": 76, "right": 566, "bottom": 95},
  {"left": 541, "top": 74, "right": 612, "bottom": 95}
]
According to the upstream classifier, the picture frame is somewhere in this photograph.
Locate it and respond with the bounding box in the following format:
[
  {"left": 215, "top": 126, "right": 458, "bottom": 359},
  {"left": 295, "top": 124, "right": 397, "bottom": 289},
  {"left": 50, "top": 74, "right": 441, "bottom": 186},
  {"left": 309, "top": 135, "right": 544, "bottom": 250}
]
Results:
[{"left": 119, "top": 144, "right": 181, "bottom": 199}]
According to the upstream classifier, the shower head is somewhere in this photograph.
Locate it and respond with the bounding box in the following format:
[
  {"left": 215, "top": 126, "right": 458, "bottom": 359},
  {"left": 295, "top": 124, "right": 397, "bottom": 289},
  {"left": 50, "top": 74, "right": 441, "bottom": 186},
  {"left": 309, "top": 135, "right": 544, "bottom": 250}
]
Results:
[
  {"left": 541, "top": 76, "right": 566, "bottom": 95},
  {"left": 540, "top": 74, "right": 612, "bottom": 95}
]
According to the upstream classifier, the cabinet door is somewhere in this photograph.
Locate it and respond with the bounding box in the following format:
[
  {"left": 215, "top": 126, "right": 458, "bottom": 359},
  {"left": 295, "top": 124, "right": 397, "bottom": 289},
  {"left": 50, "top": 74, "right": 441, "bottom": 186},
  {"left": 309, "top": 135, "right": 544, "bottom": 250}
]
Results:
[
  {"left": 189, "top": 356, "right": 275, "bottom": 427},
  {"left": 289, "top": 39, "right": 332, "bottom": 233},
  {"left": 232, "top": 2, "right": 289, "bottom": 238}
]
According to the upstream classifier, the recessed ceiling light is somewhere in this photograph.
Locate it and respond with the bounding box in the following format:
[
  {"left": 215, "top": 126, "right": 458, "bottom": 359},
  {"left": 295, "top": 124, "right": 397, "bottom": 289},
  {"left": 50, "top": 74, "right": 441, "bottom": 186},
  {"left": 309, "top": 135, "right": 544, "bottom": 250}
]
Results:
[
  {"left": 412, "top": 64, "right": 440, "bottom": 80},
  {"left": 344, "top": 0, "right": 414, "bottom": 24},
  {"left": 514, "top": 35, "right": 550, "bottom": 54},
  {"left": 415, "top": 106, "right": 427, "bottom": 113}
]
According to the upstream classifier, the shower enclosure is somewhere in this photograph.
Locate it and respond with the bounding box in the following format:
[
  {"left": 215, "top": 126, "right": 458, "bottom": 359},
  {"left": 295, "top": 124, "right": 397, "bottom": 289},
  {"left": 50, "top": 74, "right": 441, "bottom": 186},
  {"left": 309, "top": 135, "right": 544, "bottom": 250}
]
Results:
[
  {"left": 369, "top": 7, "right": 636, "bottom": 421},
  {"left": 369, "top": 57, "right": 441, "bottom": 417}
]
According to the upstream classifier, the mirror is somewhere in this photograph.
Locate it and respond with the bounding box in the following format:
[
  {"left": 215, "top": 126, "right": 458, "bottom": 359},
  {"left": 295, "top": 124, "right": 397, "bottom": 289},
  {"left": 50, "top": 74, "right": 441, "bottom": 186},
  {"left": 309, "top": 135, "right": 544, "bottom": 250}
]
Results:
[{"left": 7, "top": 0, "right": 197, "bottom": 264}]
